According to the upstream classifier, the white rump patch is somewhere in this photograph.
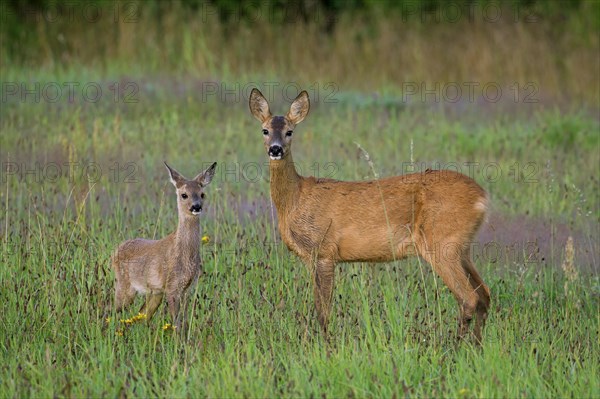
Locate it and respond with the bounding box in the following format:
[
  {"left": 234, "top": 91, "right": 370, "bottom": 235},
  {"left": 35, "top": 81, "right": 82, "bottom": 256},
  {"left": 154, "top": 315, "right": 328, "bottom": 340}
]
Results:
[{"left": 474, "top": 197, "right": 488, "bottom": 213}]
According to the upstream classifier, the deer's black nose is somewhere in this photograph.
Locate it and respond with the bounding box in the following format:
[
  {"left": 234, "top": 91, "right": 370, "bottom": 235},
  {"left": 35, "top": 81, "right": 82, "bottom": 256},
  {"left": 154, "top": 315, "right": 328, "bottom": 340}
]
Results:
[
  {"left": 269, "top": 145, "right": 283, "bottom": 158},
  {"left": 190, "top": 204, "right": 202, "bottom": 213}
]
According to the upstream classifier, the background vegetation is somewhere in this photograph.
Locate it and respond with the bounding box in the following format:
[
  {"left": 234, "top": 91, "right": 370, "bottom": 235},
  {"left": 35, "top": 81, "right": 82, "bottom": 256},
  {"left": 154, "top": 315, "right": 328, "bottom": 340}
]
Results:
[{"left": 1, "top": 0, "right": 598, "bottom": 397}]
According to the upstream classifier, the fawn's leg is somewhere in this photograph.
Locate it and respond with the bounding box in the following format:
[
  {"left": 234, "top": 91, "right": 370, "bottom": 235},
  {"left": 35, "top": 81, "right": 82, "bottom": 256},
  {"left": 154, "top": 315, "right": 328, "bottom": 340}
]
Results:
[
  {"left": 139, "top": 293, "right": 164, "bottom": 320},
  {"left": 166, "top": 290, "right": 183, "bottom": 329},
  {"left": 115, "top": 283, "right": 136, "bottom": 313},
  {"left": 113, "top": 256, "right": 136, "bottom": 314},
  {"left": 178, "top": 291, "right": 192, "bottom": 335}
]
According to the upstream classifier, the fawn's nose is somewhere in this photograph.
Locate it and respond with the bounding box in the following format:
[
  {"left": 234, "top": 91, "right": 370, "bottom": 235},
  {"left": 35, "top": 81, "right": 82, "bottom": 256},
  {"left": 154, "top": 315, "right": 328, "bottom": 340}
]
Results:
[
  {"left": 269, "top": 145, "right": 283, "bottom": 158},
  {"left": 190, "top": 204, "right": 202, "bottom": 214}
]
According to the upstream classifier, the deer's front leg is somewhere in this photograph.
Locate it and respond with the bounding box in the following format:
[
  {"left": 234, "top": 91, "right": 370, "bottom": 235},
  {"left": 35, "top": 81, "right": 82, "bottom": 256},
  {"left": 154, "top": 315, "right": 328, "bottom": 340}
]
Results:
[
  {"left": 166, "top": 289, "right": 182, "bottom": 329},
  {"left": 165, "top": 273, "right": 183, "bottom": 327},
  {"left": 312, "top": 258, "right": 336, "bottom": 335}
]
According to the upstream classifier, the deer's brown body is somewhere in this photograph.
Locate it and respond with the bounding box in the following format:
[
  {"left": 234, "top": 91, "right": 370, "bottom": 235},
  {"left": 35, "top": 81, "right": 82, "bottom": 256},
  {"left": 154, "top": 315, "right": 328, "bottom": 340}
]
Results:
[
  {"left": 112, "top": 162, "right": 216, "bottom": 329},
  {"left": 250, "top": 88, "right": 490, "bottom": 342}
]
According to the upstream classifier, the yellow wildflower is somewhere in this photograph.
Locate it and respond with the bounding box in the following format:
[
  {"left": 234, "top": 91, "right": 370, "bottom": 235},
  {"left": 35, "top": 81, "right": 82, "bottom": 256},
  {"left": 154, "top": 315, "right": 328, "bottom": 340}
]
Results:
[
  {"left": 202, "top": 235, "right": 210, "bottom": 244},
  {"left": 163, "top": 323, "right": 176, "bottom": 331},
  {"left": 132, "top": 312, "right": 147, "bottom": 322},
  {"left": 116, "top": 329, "right": 124, "bottom": 337},
  {"left": 105, "top": 317, "right": 111, "bottom": 324}
]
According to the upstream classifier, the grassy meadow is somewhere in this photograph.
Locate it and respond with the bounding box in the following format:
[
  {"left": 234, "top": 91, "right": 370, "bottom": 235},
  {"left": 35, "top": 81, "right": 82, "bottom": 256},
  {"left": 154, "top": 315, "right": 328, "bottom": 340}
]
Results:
[{"left": 1, "top": 1, "right": 599, "bottom": 397}]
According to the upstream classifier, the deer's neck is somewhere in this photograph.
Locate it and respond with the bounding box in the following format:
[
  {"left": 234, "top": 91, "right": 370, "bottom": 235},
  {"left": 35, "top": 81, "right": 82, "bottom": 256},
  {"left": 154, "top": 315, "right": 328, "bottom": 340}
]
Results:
[
  {"left": 175, "top": 217, "right": 201, "bottom": 256},
  {"left": 269, "top": 153, "right": 301, "bottom": 218}
]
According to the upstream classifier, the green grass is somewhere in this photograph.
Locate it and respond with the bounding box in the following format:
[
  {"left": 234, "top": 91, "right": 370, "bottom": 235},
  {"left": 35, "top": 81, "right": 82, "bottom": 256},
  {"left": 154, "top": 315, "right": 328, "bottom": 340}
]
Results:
[{"left": 1, "top": 69, "right": 598, "bottom": 397}]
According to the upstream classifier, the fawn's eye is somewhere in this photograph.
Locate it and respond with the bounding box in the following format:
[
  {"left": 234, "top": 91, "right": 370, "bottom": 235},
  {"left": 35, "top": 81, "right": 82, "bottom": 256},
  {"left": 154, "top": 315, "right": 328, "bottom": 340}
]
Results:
[
  {"left": 200, "top": 193, "right": 205, "bottom": 199},
  {"left": 181, "top": 193, "right": 188, "bottom": 199},
  {"left": 286, "top": 130, "right": 293, "bottom": 137},
  {"left": 262, "top": 129, "right": 269, "bottom": 135}
]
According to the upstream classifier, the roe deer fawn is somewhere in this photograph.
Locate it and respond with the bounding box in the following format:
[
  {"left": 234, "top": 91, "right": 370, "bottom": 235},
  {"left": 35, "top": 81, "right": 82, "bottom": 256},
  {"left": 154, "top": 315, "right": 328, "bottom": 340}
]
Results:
[
  {"left": 249, "top": 88, "right": 490, "bottom": 342},
  {"left": 111, "top": 162, "right": 217, "bottom": 330}
]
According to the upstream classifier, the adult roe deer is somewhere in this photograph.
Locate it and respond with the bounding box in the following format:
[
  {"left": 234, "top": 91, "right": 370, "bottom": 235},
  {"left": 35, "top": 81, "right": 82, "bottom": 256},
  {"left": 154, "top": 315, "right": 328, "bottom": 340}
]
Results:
[
  {"left": 249, "top": 88, "right": 490, "bottom": 342},
  {"left": 111, "top": 162, "right": 217, "bottom": 330}
]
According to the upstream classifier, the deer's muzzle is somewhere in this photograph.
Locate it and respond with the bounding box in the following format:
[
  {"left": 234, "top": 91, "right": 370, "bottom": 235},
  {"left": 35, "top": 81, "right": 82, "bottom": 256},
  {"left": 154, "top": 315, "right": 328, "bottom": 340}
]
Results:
[
  {"left": 269, "top": 145, "right": 284, "bottom": 160},
  {"left": 190, "top": 204, "right": 202, "bottom": 215}
]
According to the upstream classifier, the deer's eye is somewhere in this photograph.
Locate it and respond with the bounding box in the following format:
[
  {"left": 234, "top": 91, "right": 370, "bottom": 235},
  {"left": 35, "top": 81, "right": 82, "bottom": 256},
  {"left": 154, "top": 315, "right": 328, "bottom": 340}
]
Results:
[
  {"left": 286, "top": 130, "right": 293, "bottom": 137},
  {"left": 181, "top": 193, "right": 188, "bottom": 199},
  {"left": 262, "top": 129, "right": 269, "bottom": 136},
  {"left": 200, "top": 193, "right": 205, "bottom": 199}
]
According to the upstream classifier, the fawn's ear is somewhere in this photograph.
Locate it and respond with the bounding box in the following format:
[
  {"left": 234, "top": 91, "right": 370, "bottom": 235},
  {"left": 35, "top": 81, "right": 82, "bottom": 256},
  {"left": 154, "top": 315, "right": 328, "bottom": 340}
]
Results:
[
  {"left": 286, "top": 90, "right": 310, "bottom": 125},
  {"left": 195, "top": 162, "right": 217, "bottom": 186},
  {"left": 164, "top": 162, "right": 185, "bottom": 188},
  {"left": 249, "top": 88, "right": 271, "bottom": 123}
]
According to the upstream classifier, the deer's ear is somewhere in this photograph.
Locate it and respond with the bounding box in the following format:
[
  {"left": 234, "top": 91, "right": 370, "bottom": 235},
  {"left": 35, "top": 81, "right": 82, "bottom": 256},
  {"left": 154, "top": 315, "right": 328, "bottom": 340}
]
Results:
[
  {"left": 195, "top": 162, "right": 217, "bottom": 186},
  {"left": 164, "top": 162, "right": 185, "bottom": 187},
  {"left": 249, "top": 88, "right": 271, "bottom": 123},
  {"left": 287, "top": 90, "right": 310, "bottom": 125}
]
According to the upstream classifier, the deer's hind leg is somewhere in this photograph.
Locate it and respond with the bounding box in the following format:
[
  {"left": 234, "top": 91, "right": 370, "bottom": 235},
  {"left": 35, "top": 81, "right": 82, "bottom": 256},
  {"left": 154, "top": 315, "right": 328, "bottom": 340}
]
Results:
[
  {"left": 112, "top": 254, "right": 136, "bottom": 313},
  {"left": 114, "top": 281, "right": 136, "bottom": 312},
  {"left": 417, "top": 239, "right": 480, "bottom": 340},
  {"left": 461, "top": 255, "right": 490, "bottom": 343},
  {"left": 139, "top": 293, "right": 164, "bottom": 320}
]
